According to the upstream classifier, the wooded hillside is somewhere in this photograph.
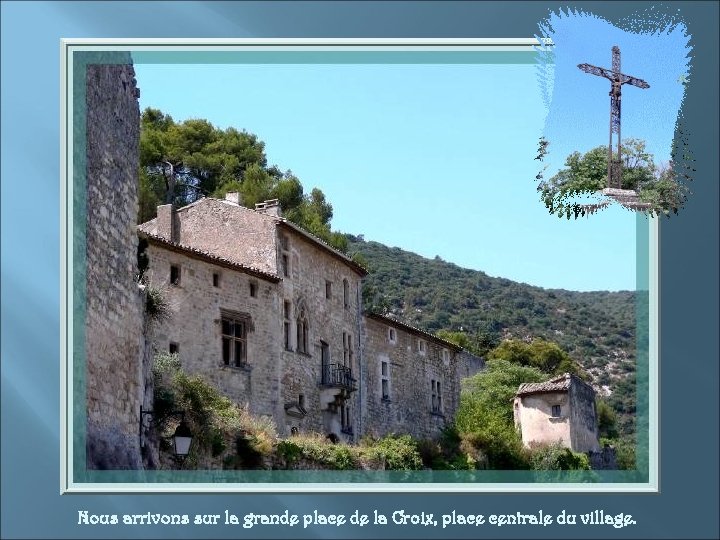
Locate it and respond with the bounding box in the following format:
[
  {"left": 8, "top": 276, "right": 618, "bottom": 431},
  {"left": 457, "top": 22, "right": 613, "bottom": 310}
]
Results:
[{"left": 347, "top": 235, "right": 637, "bottom": 436}]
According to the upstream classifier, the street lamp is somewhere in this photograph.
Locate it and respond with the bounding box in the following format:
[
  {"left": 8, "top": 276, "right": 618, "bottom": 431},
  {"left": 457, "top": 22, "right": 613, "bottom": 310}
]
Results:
[
  {"left": 140, "top": 405, "right": 193, "bottom": 463},
  {"left": 172, "top": 418, "right": 192, "bottom": 459}
]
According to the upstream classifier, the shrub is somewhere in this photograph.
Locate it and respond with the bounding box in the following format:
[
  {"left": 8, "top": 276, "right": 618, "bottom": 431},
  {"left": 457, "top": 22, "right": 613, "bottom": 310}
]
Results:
[
  {"left": 276, "top": 435, "right": 357, "bottom": 470},
  {"left": 527, "top": 442, "right": 591, "bottom": 470},
  {"left": 145, "top": 286, "right": 170, "bottom": 322},
  {"left": 361, "top": 434, "right": 423, "bottom": 471},
  {"left": 418, "top": 428, "right": 484, "bottom": 470},
  {"left": 612, "top": 437, "right": 636, "bottom": 470},
  {"left": 151, "top": 354, "right": 277, "bottom": 469}
]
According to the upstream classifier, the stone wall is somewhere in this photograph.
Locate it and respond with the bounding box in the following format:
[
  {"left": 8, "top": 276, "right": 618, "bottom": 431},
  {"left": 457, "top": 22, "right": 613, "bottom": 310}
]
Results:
[
  {"left": 588, "top": 446, "right": 617, "bottom": 470},
  {"left": 146, "top": 242, "right": 282, "bottom": 421},
  {"left": 361, "top": 315, "right": 463, "bottom": 441},
  {"left": 569, "top": 376, "right": 600, "bottom": 452},
  {"left": 513, "top": 391, "right": 572, "bottom": 449},
  {"left": 85, "top": 63, "right": 143, "bottom": 469},
  {"left": 275, "top": 224, "right": 364, "bottom": 442}
]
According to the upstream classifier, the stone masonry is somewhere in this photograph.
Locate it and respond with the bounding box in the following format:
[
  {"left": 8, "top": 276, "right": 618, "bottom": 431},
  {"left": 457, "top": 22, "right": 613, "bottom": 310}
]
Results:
[
  {"left": 139, "top": 195, "right": 484, "bottom": 443},
  {"left": 362, "top": 313, "right": 484, "bottom": 440},
  {"left": 513, "top": 373, "right": 600, "bottom": 453},
  {"left": 85, "top": 63, "right": 144, "bottom": 469}
]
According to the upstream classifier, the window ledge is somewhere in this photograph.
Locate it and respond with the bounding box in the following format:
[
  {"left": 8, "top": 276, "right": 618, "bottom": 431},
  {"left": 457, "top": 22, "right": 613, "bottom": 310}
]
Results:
[
  {"left": 381, "top": 397, "right": 392, "bottom": 403},
  {"left": 430, "top": 411, "right": 445, "bottom": 418},
  {"left": 221, "top": 364, "right": 252, "bottom": 373}
]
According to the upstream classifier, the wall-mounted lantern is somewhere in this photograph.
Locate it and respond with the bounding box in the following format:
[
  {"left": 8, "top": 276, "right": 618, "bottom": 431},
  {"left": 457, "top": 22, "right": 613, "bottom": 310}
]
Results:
[{"left": 140, "top": 405, "right": 193, "bottom": 464}]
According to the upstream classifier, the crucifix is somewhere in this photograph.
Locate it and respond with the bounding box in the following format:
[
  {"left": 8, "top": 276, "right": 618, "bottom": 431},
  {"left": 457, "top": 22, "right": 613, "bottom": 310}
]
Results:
[{"left": 578, "top": 46, "right": 649, "bottom": 189}]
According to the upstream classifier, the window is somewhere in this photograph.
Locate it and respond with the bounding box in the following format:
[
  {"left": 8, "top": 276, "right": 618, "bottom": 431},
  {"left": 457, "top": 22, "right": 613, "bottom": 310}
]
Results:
[
  {"left": 296, "top": 308, "right": 309, "bottom": 354},
  {"left": 381, "top": 360, "right": 390, "bottom": 400},
  {"left": 298, "top": 394, "right": 305, "bottom": 408},
  {"left": 418, "top": 340, "right": 427, "bottom": 355},
  {"left": 281, "top": 254, "right": 289, "bottom": 277},
  {"left": 388, "top": 327, "right": 396, "bottom": 343},
  {"left": 169, "top": 342, "right": 179, "bottom": 354},
  {"left": 283, "top": 301, "right": 292, "bottom": 350},
  {"left": 170, "top": 265, "right": 181, "bottom": 286},
  {"left": 431, "top": 379, "right": 442, "bottom": 414},
  {"left": 320, "top": 340, "right": 330, "bottom": 381},
  {"left": 249, "top": 282, "right": 257, "bottom": 297},
  {"left": 221, "top": 314, "right": 247, "bottom": 367},
  {"left": 341, "top": 403, "right": 352, "bottom": 434},
  {"left": 279, "top": 233, "right": 289, "bottom": 250},
  {"left": 441, "top": 349, "right": 450, "bottom": 363},
  {"left": 212, "top": 273, "right": 220, "bottom": 287},
  {"left": 551, "top": 405, "right": 562, "bottom": 418},
  {"left": 343, "top": 279, "right": 350, "bottom": 309},
  {"left": 325, "top": 280, "right": 332, "bottom": 299},
  {"left": 342, "top": 332, "right": 354, "bottom": 367},
  {"left": 279, "top": 234, "right": 291, "bottom": 277}
]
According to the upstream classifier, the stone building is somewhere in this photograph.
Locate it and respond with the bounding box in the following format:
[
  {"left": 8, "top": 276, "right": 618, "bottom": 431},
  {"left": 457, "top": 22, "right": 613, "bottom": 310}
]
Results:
[
  {"left": 362, "top": 313, "right": 484, "bottom": 440},
  {"left": 138, "top": 194, "right": 483, "bottom": 442},
  {"left": 513, "top": 373, "right": 600, "bottom": 453}
]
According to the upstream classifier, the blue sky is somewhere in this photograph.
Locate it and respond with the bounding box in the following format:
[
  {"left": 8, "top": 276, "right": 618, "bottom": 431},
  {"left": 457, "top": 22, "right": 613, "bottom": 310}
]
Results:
[{"left": 133, "top": 17, "right": 689, "bottom": 292}]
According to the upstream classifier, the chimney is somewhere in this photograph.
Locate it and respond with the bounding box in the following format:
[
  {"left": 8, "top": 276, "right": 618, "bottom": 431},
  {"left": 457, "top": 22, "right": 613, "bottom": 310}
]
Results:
[
  {"left": 225, "top": 192, "right": 242, "bottom": 205},
  {"left": 255, "top": 199, "right": 282, "bottom": 218},
  {"left": 156, "top": 204, "right": 178, "bottom": 242}
]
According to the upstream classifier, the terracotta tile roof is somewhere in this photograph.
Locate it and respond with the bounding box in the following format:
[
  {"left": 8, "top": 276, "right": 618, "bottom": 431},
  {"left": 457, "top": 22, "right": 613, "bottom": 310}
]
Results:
[
  {"left": 139, "top": 197, "right": 368, "bottom": 277},
  {"left": 138, "top": 230, "right": 281, "bottom": 283},
  {"left": 516, "top": 373, "right": 572, "bottom": 396},
  {"left": 365, "top": 312, "right": 463, "bottom": 352}
]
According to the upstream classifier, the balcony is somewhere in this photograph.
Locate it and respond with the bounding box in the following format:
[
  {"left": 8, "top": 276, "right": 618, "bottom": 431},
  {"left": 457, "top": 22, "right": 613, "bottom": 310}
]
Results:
[{"left": 320, "top": 363, "right": 357, "bottom": 392}]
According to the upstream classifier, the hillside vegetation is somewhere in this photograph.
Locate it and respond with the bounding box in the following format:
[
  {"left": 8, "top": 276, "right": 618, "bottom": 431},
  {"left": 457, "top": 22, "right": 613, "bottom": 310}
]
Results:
[{"left": 347, "top": 236, "right": 637, "bottom": 436}]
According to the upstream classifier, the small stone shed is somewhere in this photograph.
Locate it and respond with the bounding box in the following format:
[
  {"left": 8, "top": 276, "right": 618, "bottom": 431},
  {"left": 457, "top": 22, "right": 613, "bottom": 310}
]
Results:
[{"left": 513, "top": 373, "right": 600, "bottom": 453}]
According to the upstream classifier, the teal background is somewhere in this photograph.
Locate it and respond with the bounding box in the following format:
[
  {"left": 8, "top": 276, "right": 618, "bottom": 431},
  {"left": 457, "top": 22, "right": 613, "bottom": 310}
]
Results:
[{"left": 1, "top": 1, "right": 718, "bottom": 539}]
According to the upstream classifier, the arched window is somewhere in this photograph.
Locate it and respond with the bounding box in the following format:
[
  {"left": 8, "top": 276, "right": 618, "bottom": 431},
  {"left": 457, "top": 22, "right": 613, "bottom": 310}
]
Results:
[{"left": 296, "top": 307, "right": 309, "bottom": 354}]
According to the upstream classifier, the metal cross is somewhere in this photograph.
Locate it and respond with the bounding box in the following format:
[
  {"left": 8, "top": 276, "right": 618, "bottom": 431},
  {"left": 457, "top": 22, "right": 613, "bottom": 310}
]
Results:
[{"left": 578, "top": 46, "right": 649, "bottom": 189}]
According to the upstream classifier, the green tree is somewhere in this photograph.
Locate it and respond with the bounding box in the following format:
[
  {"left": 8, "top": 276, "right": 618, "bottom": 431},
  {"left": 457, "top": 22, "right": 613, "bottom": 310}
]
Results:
[
  {"left": 487, "top": 338, "right": 578, "bottom": 375},
  {"left": 138, "top": 108, "right": 349, "bottom": 252},
  {"left": 539, "top": 138, "right": 688, "bottom": 218},
  {"left": 596, "top": 398, "right": 619, "bottom": 440},
  {"left": 455, "top": 360, "right": 546, "bottom": 468},
  {"left": 139, "top": 108, "right": 269, "bottom": 219},
  {"left": 637, "top": 162, "right": 689, "bottom": 215},
  {"left": 435, "top": 329, "right": 498, "bottom": 357}
]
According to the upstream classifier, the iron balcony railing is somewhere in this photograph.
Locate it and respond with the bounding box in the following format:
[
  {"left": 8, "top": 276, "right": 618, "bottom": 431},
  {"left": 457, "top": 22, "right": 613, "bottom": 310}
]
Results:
[{"left": 320, "top": 363, "right": 357, "bottom": 392}]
